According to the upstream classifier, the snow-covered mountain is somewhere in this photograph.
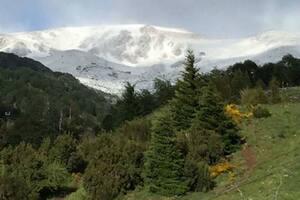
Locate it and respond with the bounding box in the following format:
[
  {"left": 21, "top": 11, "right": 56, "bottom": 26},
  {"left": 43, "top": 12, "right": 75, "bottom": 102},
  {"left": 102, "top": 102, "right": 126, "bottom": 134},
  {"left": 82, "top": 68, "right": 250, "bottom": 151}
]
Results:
[{"left": 1, "top": 24, "right": 300, "bottom": 94}]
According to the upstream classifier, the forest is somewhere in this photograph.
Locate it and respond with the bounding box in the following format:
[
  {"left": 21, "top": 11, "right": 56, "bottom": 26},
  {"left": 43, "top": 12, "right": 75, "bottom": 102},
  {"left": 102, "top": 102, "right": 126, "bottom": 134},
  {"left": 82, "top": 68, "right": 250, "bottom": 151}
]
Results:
[{"left": 0, "top": 51, "right": 300, "bottom": 200}]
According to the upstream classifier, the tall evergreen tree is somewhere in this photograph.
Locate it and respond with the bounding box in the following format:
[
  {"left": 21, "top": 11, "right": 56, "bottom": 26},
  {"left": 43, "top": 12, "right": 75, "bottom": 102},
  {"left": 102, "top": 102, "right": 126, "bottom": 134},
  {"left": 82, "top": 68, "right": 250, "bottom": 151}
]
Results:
[
  {"left": 170, "top": 50, "right": 203, "bottom": 131},
  {"left": 113, "top": 82, "right": 138, "bottom": 125},
  {"left": 144, "top": 108, "right": 187, "bottom": 196},
  {"left": 192, "top": 85, "right": 241, "bottom": 155}
]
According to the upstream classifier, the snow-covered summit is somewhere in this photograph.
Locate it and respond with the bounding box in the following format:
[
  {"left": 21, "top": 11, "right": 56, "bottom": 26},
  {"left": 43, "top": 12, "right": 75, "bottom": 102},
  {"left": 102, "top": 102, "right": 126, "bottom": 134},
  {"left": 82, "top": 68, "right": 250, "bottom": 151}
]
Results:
[
  {"left": 0, "top": 24, "right": 201, "bottom": 66},
  {"left": 1, "top": 25, "right": 300, "bottom": 94}
]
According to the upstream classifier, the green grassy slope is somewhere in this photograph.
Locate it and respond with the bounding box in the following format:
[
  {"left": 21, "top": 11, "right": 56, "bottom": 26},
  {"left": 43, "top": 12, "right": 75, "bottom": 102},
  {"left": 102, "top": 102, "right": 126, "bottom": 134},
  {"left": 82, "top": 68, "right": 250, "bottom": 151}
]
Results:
[{"left": 124, "top": 102, "right": 300, "bottom": 200}]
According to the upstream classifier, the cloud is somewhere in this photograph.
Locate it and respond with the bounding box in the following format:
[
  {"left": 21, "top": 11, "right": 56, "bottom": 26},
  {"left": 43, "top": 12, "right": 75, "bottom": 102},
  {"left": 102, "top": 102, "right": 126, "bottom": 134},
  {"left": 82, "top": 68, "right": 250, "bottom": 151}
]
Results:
[{"left": 0, "top": 0, "right": 300, "bottom": 37}]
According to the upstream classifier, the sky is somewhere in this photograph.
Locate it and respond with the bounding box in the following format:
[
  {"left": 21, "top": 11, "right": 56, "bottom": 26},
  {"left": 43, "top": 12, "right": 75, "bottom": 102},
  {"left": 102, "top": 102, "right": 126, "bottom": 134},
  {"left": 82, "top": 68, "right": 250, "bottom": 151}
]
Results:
[{"left": 1, "top": 0, "right": 300, "bottom": 38}]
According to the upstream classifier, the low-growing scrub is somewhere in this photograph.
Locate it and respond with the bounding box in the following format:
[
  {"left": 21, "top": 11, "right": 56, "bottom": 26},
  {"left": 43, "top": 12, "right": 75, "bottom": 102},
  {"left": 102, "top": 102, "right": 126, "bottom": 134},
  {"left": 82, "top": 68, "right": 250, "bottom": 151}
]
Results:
[
  {"left": 240, "top": 87, "right": 268, "bottom": 106},
  {"left": 252, "top": 106, "right": 271, "bottom": 118}
]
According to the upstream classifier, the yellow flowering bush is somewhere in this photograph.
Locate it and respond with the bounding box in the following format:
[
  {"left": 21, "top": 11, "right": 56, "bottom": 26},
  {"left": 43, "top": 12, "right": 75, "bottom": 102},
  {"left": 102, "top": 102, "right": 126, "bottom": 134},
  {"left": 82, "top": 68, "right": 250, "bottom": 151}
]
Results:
[
  {"left": 225, "top": 104, "right": 252, "bottom": 123},
  {"left": 209, "top": 160, "right": 234, "bottom": 178},
  {"left": 209, "top": 160, "right": 236, "bottom": 182}
]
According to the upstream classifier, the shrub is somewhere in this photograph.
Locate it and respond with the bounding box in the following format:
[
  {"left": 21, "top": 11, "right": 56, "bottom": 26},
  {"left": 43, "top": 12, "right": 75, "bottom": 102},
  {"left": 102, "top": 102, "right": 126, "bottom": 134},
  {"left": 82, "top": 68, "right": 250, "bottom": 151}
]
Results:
[
  {"left": 184, "top": 159, "right": 214, "bottom": 192},
  {"left": 209, "top": 160, "right": 234, "bottom": 178},
  {"left": 225, "top": 104, "right": 252, "bottom": 124},
  {"left": 47, "top": 134, "right": 86, "bottom": 173},
  {"left": 117, "top": 118, "right": 151, "bottom": 143},
  {"left": 240, "top": 87, "right": 268, "bottom": 106},
  {"left": 81, "top": 134, "right": 145, "bottom": 200},
  {"left": 0, "top": 174, "right": 37, "bottom": 200},
  {"left": 252, "top": 106, "right": 271, "bottom": 118},
  {"left": 83, "top": 162, "right": 124, "bottom": 200},
  {"left": 0, "top": 142, "right": 71, "bottom": 199}
]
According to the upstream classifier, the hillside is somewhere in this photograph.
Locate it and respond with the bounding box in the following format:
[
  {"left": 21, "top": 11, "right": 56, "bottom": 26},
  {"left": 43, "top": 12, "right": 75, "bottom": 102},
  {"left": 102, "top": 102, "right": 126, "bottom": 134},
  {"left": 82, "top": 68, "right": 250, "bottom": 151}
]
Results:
[
  {"left": 0, "top": 52, "right": 110, "bottom": 146},
  {"left": 124, "top": 95, "right": 300, "bottom": 200},
  {"left": 0, "top": 51, "right": 299, "bottom": 200}
]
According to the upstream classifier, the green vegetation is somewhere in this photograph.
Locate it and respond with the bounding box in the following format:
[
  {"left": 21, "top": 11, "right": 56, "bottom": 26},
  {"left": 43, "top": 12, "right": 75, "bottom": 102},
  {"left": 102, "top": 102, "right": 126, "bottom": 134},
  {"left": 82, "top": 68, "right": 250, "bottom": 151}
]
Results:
[
  {"left": 144, "top": 108, "right": 187, "bottom": 196},
  {"left": 107, "top": 79, "right": 175, "bottom": 130},
  {"left": 252, "top": 105, "right": 271, "bottom": 118},
  {"left": 170, "top": 50, "right": 203, "bottom": 131},
  {"left": 123, "top": 100, "right": 300, "bottom": 200},
  {"left": 0, "top": 51, "right": 300, "bottom": 200},
  {"left": 0, "top": 52, "right": 109, "bottom": 146}
]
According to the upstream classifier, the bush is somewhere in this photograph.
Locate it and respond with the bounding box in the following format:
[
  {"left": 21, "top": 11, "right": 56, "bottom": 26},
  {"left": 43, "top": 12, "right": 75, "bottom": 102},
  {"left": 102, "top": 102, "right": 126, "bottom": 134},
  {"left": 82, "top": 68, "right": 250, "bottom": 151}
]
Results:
[
  {"left": 252, "top": 106, "right": 271, "bottom": 118},
  {"left": 0, "top": 174, "right": 37, "bottom": 200},
  {"left": 0, "top": 142, "right": 71, "bottom": 199},
  {"left": 184, "top": 159, "right": 214, "bottom": 192},
  {"left": 47, "top": 134, "right": 86, "bottom": 173},
  {"left": 81, "top": 134, "right": 145, "bottom": 200},
  {"left": 83, "top": 162, "right": 124, "bottom": 200},
  {"left": 240, "top": 87, "right": 268, "bottom": 105},
  {"left": 117, "top": 118, "right": 151, "bottom": 143}
]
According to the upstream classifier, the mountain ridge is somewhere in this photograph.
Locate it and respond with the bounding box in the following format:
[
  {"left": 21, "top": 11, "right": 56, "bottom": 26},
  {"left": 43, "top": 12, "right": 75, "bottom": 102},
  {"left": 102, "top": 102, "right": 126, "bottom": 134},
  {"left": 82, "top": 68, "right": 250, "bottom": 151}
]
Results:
[{"left": 1, "top": 24, "right": 300, "bottom": 94}]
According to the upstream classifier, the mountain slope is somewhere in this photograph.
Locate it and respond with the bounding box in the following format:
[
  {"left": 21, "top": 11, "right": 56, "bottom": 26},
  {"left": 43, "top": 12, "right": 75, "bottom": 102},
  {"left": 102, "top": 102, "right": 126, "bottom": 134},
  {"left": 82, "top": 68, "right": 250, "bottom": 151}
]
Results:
[
  {"left": 1, "top": 25, "right": 300, "bottom": 93},
  {"left": 0, "top": 52, "right": 110, "bottom": 145}
]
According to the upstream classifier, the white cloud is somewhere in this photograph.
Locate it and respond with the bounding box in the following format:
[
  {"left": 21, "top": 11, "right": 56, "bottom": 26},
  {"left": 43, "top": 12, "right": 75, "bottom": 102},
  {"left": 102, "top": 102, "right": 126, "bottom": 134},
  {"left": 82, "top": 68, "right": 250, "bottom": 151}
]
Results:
[{"left": 1, "top": 0, "right": 300, "bottom": 37}]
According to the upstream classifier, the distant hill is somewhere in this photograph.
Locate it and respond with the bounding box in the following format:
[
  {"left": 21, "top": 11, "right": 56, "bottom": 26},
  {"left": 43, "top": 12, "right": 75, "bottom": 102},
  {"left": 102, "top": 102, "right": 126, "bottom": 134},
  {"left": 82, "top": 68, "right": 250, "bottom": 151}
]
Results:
[
  {"left": 0, "top": 52, "right": 51, "bottom": 72},
  {"left": 0, "top": 52, "right": 110, "bottom": 146}
]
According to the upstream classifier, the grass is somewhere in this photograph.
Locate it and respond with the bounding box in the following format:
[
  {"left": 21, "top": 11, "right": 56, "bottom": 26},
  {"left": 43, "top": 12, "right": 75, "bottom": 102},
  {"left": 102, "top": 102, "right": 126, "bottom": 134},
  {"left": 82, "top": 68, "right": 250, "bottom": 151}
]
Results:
[
  {"left": 64, "top": 187, "right": 88, "bottom": 200},
  {"left": 124, "top": 102, "right": 300, "bottom": 200}
]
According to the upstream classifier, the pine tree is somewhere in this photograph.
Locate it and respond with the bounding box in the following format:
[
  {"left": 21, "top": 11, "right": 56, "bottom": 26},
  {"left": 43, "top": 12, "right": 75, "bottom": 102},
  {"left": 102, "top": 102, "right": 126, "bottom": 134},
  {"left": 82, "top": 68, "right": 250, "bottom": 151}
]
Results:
[
  {"left": 170, "top": 50, "right": 203, "bottom": 131},
  {"left": 114, "top": 82, "right": 138, "bottom": 124},
  {"left": 144, "top": 108, "right": 187, "bottom": 196},
  {"left": 192, "top": 85, "right": 241, "bottom": 155}
]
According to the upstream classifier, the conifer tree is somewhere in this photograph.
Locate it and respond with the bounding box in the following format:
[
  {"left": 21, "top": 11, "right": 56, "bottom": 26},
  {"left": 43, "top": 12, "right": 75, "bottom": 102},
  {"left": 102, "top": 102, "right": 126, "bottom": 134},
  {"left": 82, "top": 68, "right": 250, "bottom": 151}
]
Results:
[
  {"left": 192, "top": 85, "right": 241, "bottom": 155},
  {"left": 170, "top": 50, "right": 203, "bottom": 131},
  {"left": 113, "top": 82, "right": 138, "bottom": 125},
  {"left": 144, "top": 108, "right": 187, "bottom": 196}
]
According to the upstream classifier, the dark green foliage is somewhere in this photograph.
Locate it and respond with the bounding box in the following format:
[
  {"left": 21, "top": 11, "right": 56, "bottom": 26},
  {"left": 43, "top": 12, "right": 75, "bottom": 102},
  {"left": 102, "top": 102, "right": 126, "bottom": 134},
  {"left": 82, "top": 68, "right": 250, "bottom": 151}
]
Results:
[
  {"left": 0, "top": 174, "right": 36, "bottom": 200},
  {"left": 0, "top": 53, "right": 109, "bottom": 146},
  {"left": 193, "top": 86, "right": 241, "bottom": 155},
  {"left": 170, "top": 50, "right": 203, "bottom": 131},
  {"left": 117, "top": 118, "right": 152, "bottom": 143},
  {"left": 184, "top": 128, "right": 224, "bottom": 164},
  {"left": 207, "top": 69, "right": 232, "bottom": 102},
  {"left": 178, "top": 128, "right": 221, "bottom": 192},
  {"left": 209, "top": 55, "right": 300, "bottom": 102},
  {"left": 81, "top": 134, "right": 145, "bottom": 200},
  {"left": 109, "top": 79, "right": 175, "bottom": 130},
  {"left": 0, "top": 143, "right": 70, "bottom": 199},
  {"left": 253, "top": 106, "right": 271, "bottom": 118},
  {"left": 144, "top": 108, "right": 188, "bottom": 196},
  {"left": 230, "top": 70, "right": 252, "bottom": 101},
  {"left": 137, "top": 89, "right": 157, "bottom": 116},
  {"left": 0, "top": 52, "right": 51, "bottom": 72},
  {"left": 2, "top": 52, "right": 300, "bottom": 199},
  {"left": 184, "top": 159, "right": 214, "bottom": 192},
  {"left": 240, "top": 87, "right": 268, "bottom": 105},
  {"left": 153, "top": 78, "right": 175, "bottom": 105},
  {"left": 41, "top": 134, "right": 86, "bottom": 173}
]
